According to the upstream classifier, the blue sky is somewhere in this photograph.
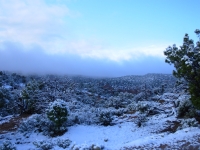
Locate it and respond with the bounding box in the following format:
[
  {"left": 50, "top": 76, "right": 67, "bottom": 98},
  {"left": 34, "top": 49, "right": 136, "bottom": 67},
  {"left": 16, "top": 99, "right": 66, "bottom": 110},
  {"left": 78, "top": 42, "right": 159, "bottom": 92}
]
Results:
[{"left": 0, "top": 0, "right": 199, "bottom": 77}]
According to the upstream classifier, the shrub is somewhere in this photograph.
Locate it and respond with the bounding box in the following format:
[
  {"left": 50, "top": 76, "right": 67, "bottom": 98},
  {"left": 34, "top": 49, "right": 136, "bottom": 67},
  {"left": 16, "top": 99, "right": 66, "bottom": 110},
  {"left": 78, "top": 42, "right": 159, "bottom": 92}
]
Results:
[
  {"left": 0, "top": 141, "right": 16, "bottom": 150},
  {"left": 18, "top": 114, "right": 52, "bottom": 136},
  {"left": 99, "top": 110, "right": 113, "bottom": 126},
  {"left": 56, "top": 138, "right": 72, "bottom": 149},
  {"left": 71, "top": 144, "right": 104, "bottom": 150},
  {"left": 33, "top": 140, "right": 54, "bottom": 150},
  {"left": 137, "top": 101, "right": 150, "bottom": 113},
  {"left": 135, "top": 113, "right": 147, "bottom": 127},
  {"left": 176, "top": 97, "right": 196, "bottom": 118},
  {"left": 46, "top": 99, "right": 68, "bottom": 135},
  {"left": 177, "top": 118, "right": 199, "bottom": 130}
]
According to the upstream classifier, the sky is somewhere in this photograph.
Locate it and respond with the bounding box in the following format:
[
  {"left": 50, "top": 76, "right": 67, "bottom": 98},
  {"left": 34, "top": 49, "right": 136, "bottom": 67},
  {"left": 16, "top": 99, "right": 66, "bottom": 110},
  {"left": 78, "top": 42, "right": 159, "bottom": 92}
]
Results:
[{"left": 0, "top": 0, "right": 199, "bottom": 77}]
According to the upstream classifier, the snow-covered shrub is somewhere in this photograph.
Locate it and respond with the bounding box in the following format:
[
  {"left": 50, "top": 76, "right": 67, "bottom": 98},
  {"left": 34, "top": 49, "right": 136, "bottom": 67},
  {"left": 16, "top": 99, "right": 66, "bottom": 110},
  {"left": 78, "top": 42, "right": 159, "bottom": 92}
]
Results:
[
  {"left": 0, "top": 88, "right": 10, "bottom": 109},
  {"left": 119, "top": 92, "right": 135, "bottom": 99},
  {"left": 99, "top": 110, "right": 113, "bottom": 126},
  {"left": 67, "top": 105, "right": 100, "bottom": 125},
  {"left": 71, "top": 143, "right": 104, "bottom": 150},
  {"left": 0, "top": 141, "right": 16, "bottom": 150},
  {"left": 110, "top": 108, "right": 126, "bottom": 117},
  {"left": 56, "top": 138, "right": 72, "bottom": 149},
  {"left": 33, "top": 140, "right": 54, "bottom": 150},
  {"left": 137, "top": 102, "right": 150, "bottom": 113},
  {"left": 18, "top": 114, "right": 51, "bottom": 136},
  {"left": 107, "top": 93, "right": 132, "bottom": 109},
  {"left": 176, "top": 97, "right": 196, "bottom": 118},
  {"left": 46, "top": 99, "right": 68, "bottom": 135},
  {"left": 127, "top": 102, "right": 137, "bottom": 112},
  {"left": 107, "top": 96, "right": 122, "bottom": 109},
  {"left": 132, "top": 92, "right": 145, "bottom": 102},
  {"left": 177, "top": 118, "right": 199, "bottom": 130},
  {"left": 135, "top": 113, "right": 147, "bottom": 127},
  {"left": 161, "top": 93, "right": 179, "bottom": 101},
  {"left": 20, "top": 80, "right": 42, "bottom": 114}
]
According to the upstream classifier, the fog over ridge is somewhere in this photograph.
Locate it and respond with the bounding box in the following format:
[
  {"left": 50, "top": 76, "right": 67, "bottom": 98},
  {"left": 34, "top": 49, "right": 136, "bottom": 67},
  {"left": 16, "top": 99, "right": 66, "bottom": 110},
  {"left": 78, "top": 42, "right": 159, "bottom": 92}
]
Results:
[{"left": 0, "top": 41, "right": 173, "bottom": 77}]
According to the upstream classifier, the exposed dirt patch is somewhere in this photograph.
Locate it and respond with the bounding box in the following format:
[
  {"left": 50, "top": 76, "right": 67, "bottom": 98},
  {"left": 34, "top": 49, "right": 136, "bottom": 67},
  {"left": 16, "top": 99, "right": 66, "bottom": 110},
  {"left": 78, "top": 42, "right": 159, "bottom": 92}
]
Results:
[
  {"left": 158, "top": 100, "right": 165, "bottom": 104},
  {"left": 195, "top": 115, "right": 200, "bottom": 124},
  {"left": 126, "top": 111, "right": 136, "bottom": 114},
  {"left": 158, "top": 144, "right": 169, "bottom": 149},
  {"left": 159, "top": 120, "right": 181, "bottom": 133},
  {"left": 0, "top": 114, "right": 31, "bottom": 134}
]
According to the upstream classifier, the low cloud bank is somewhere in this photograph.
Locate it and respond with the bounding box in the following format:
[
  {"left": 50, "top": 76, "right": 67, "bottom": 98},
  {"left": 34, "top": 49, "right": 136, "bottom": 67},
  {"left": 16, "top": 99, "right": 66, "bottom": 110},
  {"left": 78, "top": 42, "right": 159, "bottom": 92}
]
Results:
[{"left": 0, "top": 41, "right": 173, "bottom": 77}]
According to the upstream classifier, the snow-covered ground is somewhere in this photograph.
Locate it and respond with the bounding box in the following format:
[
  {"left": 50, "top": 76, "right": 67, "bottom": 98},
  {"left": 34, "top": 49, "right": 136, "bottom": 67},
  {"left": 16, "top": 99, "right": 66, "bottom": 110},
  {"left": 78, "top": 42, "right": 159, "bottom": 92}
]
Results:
[
  {"left": 0, "top": 78, "right": 200, "bottom": 150},
  {"left": 0, "top": 115, "right": 14, "bottom": 125},
  {"left": 0, "top": 111, "right": 200, "bottom": 150}
]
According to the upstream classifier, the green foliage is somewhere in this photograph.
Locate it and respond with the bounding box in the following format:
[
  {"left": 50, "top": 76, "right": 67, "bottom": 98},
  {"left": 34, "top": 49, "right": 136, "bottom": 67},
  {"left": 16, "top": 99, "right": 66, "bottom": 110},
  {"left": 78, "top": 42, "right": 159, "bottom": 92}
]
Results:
[
  {"left": 20, "top": 80, "right": 41, "bottom": 114},
  {"left": 164, "top": 29, "right": 200, "bottom": 109},
  {"left": 46, "top": 99, "right": 68, "bottom": 135},
  {"left": 0, "top": 88, "right": 10, "bottom": 109},
  {"left": 176, "top": 98, "right": 196, "bottom": 118},
  {"left": 99, "top": 111, "right": 113, "bottom": 126}
]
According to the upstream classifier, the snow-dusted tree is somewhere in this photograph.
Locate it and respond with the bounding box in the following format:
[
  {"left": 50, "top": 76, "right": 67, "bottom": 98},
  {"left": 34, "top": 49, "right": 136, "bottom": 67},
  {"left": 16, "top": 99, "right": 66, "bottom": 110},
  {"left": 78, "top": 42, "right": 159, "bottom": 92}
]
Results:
[
  {"left": 164, "top": 29, "right": 200, "bottom": 109},
  {"left": 0, "top": 88, "right": 10, "bottom": 109},
  {"left": 46, "top": 99, "right": 68, "bottom": 135},
  {"left": 19, "top": 80, "right": 43, "bottom": 114}
]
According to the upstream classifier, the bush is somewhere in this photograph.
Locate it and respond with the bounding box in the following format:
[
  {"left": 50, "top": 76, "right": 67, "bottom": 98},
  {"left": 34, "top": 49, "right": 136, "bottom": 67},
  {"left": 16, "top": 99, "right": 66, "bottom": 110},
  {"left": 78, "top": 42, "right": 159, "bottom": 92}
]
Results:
[
  {"left": 176, "top": 97, "right": 196, "bottom": 118},
  {"left": 18, "top": 114, "right": 52, "bottom": 136},
  {"left": 56, "top": 138, "right": 72, "bottom": 149},
  {"left": 71, "top": 144, "right": 104, "bottom": 150},
  {"left": 177, "top": 118, "right": 199, "bottom": 130},
  {"left": 137, "top": 102, "right": 150, "bottom": 113},
  {"left": 99, "top": 110, "right": 113, "bottom": 126},
  {"left": 0, "top": 141, "right": 16, "bottom": 150},
  {"left": 135, "top": 113, "right": 147, "bottom": 127},
  {"left": 33, "top": 140, "right": 54, "bottom": 150},
  {"left": 46, "top": 99, "right": 68, "bottom": 135}
]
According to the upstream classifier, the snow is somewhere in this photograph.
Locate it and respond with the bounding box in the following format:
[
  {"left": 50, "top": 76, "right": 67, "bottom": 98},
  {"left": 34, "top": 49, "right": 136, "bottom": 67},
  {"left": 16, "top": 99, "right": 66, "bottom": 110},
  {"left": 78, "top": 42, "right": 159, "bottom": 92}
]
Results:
[
  {"left": 0, "top": 115, "right": 13, "bottom": 125},
  {"left": 1, "top": 111, "right": 200, "bottom": 149},
  {"left": 0, "top": 72, "right": 200, "bottom": 149},
  {"left": 2, "top": 85, "right": 12, "bottom": 89},
  {"left": 124, "top": 127, "right": 199, "bottom": 148}
]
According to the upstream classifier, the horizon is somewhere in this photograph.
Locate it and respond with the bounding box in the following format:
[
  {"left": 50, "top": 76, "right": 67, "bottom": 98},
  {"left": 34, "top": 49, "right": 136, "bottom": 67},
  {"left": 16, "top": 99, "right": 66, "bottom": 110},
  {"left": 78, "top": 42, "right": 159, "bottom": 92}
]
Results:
[
  {"left": 0, "top": 69, "right": 174, "bottom": 79},
  {"left": 0, "top": 0, "right": 199, "bottom": 77}
]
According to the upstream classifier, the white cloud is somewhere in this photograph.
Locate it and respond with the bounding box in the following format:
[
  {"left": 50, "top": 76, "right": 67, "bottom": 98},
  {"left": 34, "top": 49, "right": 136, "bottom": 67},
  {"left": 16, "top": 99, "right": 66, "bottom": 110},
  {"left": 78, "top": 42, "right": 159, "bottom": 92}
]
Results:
[
  {"left": 0, "top": 0, "right": 70, "bottom": 50},
  {"left": 0, "top": 0, "right": 167, "bottom": 62},
  {"left": 65, "top": 42, "right": 167, "bottom": 62}
]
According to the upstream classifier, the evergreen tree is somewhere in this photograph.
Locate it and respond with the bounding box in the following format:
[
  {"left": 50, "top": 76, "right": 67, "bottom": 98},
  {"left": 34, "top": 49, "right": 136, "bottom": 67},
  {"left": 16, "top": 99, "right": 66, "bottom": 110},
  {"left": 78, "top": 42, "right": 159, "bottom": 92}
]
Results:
[
  {"left": 0, "top": 87, "right": 10, "bottom": 109},
  {"left": 46, "top": 99, "right": 68, "bottom": 135},
  {"left": 20, "top": 80, "right": 42, "bottom": 114},
  {"left": 164, "top": 29, "right": 200, "bottom": 109}
]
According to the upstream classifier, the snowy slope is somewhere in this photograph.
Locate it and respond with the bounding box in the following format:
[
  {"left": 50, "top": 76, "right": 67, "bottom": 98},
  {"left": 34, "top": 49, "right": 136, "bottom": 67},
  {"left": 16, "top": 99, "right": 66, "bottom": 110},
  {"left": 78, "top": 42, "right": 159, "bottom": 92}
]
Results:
[{"left": 0, "top": 110, "right": 200, "bottom": 150}]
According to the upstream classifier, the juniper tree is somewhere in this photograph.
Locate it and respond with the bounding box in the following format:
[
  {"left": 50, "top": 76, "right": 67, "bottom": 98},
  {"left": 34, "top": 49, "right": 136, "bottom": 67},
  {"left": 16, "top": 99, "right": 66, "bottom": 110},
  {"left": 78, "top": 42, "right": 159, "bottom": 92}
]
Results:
[
  {"left": 20, "top": 80, "right": 43, "bottom": 114},
  {"left": 164, "top": 29, "right": 200, "bottom": 109}
]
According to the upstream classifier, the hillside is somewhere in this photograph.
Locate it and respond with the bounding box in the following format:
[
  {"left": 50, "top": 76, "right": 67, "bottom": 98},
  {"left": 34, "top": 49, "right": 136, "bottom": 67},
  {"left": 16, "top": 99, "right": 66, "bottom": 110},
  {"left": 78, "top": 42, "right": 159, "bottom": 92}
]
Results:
[{"left": 0, "top": 71, "right": 200, "bottom": 149}]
